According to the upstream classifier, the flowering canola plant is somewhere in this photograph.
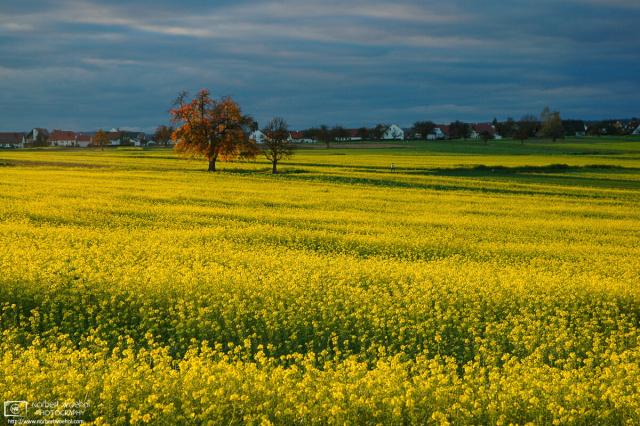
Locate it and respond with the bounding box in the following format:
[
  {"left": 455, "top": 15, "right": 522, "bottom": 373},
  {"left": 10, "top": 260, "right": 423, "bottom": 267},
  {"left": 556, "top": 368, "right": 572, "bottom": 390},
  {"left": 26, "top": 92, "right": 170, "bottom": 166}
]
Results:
[{"left": 0, "top": 142, "right": 639, "bottom": 425}]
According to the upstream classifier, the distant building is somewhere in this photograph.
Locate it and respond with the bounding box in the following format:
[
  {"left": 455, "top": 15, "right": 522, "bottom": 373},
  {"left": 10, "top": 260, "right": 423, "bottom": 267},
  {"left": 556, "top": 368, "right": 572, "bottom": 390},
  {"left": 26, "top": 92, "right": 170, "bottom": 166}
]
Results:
[
  {"left": 77, "top": 134, "right": 92, "bottom": 148},
  {"left": 24, "top": 128, "right": 49, "bottom": 146},
  {"left": 0, "top": 132, "right": 24, "bottom": 148},
  {"left": 622, "top": 120, "right": 638, "bottom": 135},
  {"left": 382, "top": 124, "right": 404, "bottom": 140},
  {"left": 288, "top": 131, "right": 314, "bottom": 143},
  {"left": 250, "top": 130, "right": 266, "bottom": 144},
  {"left": 404, "top": 129, "right": 418, "bottom": 140},
  {"left": 347, "top": 129, "right": 362, "bottom": 141},
  {"left": 404, "top": 128, "right": 427, "bottom": 140},
  {"left": 331, "top": 129, "right": 365, "bottom": 142},
  {"left": 105, "top": 129, "right": 145, "bottom": 146},
  {"left": 428, "top": 126, "right": 448, "bottom": 140},
  {"left": 562, "top": 120, "right": 587, "bottom": 137},
  {"left": 288, "top": 131, "right": 303, "bottom": 142},
  {"left": 107, "top": 131, "right": 122, "bottom": 146},
  {"left": 131, "top": 134, "right": 148, "bottom": 147},
  {"left": 470, "top": 123, "right": 496, "bottom": 140},
  {"left": 49, "top": 130, "right": 77, "bottom": 147},
  {"left": 633, "top": 124, "right": 640, "bottom": 135},
  {"left": 125, "top": 131, "right": 146, "bottom": 146}
]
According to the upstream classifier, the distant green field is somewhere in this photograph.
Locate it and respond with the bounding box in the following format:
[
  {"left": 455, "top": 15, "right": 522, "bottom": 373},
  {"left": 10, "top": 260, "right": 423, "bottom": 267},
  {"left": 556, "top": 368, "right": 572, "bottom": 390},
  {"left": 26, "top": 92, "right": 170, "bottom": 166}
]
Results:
[{"left": 1, "top": 137, "right": 639, "bottom": 424}]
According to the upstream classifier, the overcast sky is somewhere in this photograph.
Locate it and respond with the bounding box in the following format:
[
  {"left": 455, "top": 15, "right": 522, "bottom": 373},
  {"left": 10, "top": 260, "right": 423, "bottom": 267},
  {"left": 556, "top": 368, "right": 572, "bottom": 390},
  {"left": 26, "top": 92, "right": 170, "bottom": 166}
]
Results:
[{"left": 1, "top": 0, "right": 639, "bottom": 131}]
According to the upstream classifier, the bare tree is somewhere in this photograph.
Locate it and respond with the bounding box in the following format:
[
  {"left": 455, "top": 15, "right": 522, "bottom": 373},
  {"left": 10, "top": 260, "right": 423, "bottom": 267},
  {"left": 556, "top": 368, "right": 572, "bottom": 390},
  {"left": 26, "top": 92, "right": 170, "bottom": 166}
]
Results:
[
  {"left": 480, "top": 130, "right": 493, "bottom": 145},
  {"left": 496, "top": 117, "right": 517, "bottom": 138},
  {"left": 371, "top": 124, "right": 388, "bottom": 140},
  {"left": 262, "top": 117, "right": 294, "bottom": 174},
  {"left": 449, "top": 121, "right": 471, "bottom": 139},
  {"left": 331, "top": 125, "right": 350, "bottom": 142},
  {"left": 317, "top": 125, "right": 332, "bottom": 148},
  {"left": 516, "top": 115, "right": 538, "bottom": 144},
  {"left": 357, "top": 127, "right": 370, "bottom": 140},
  {"left": 154, "top": 125, "right": 174, "bottom": 147},
  {"left": 412, "top": 121, "right": 436, "bottom": 140}
]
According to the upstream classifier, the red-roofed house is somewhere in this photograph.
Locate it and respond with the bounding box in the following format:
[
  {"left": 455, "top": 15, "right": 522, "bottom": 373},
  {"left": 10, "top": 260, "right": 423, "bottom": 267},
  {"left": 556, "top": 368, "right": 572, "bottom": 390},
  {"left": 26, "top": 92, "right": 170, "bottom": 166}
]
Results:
[
  {"left": 289, "top": 131, "right": 304, "bottom": 140},
  {"left": 107, "top": 131, "right": 122, "bottom": 145},
  {"left": 288, "top": 131, "right": 314, "bottom": 143},
  {"left": 0, "top": 132, "right": 24, "bottom": 148},
  {"left": 471, "top": 123, "right": 499, "bottom": 140},
  {"left": 49, "top": 130, "right": 77, "bottom": 147},
  {"left": 77, "top": 133, "right": 92, "bottom": 148}
]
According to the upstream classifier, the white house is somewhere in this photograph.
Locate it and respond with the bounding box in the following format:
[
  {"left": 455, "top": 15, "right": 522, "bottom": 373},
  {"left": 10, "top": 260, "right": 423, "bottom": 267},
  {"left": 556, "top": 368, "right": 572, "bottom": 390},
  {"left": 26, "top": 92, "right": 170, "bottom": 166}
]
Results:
[
  {"left": 633, "top": 124, "right": 640, "bottom": 135},
  {"left": 131, "top": 135, "right": 148, "bottom": 147},
  {"left": 334, "top": 129, "right": 364, "bottom": 141},
  {"left": 288, "top": 131, "right": 314, "bottom": 143},
  {"left": 107, "top": 128, "right": 123, "bottom": 146},
  {"left": 469, "top": 123, "right": 496, "bottom": 140},
  {"left": 106, "top": 131, "right": 122, "bottom": 146},
  {"left": 577, "top": 124, "right": 587, "bottom": 137},
  {"left": 383, "top": 124, "right": 404, "bottom": 140},
  {"left": 77, "top": 134, "right": 92, "bottom": 148},
  {"left": 427, "top": 127, "right": 448, "bottom": 140},
  {"left": 250, "top": 130, "right": 266, "bottom": 144},
  {"left": 347, "top": 129, "right": 363, "bottom": 141}
]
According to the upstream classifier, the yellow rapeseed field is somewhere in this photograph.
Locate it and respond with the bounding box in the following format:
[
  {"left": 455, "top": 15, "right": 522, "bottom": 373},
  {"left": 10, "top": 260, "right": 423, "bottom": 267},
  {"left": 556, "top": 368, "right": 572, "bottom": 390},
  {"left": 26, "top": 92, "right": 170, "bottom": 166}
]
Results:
[{"left": 1, "top": 139, "right": 639, "bottom": 425}]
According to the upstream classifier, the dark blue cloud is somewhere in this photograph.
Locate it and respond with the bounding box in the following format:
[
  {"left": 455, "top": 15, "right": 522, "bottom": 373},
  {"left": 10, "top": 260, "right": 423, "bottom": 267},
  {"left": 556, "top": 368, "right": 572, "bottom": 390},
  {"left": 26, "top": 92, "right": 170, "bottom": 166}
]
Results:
[{"left": 0, "top": 0, "right": 638, "bottom": 131}]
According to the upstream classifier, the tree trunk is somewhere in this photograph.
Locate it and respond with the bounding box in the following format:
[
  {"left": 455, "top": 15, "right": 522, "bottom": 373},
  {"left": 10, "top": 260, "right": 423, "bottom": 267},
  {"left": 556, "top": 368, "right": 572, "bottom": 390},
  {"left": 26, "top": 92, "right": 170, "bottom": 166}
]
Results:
[
  {"left": 208, "top": 158, "right": 216, "bottom": 172},
  {"left": 272, "top": 160, "right": 277, "bottom": 174}
]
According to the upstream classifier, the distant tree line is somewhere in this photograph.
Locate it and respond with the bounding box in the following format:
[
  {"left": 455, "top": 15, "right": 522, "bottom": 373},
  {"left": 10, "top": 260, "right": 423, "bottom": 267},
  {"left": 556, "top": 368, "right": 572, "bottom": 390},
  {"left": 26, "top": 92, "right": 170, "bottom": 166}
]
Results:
[
  {"left": 289, "top": 109, "right": 637, "bottom": 146},
  {"left": 491, "top": 111, "right": 635, "bottom": 140},
  {"left": 9, "top": 91, "right": 637, "bottom": 176},
  {"left": 302, "top": 124, "right": 388, "bottom": 147}
]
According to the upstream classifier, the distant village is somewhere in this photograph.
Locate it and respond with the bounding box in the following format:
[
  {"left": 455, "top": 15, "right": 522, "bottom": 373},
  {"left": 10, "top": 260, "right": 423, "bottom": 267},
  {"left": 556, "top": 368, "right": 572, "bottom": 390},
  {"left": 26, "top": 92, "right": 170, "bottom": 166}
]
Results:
[
  {"left": 1, "top": 118, "right": 639, "bottom": 149},
  {"left": 0, "top": 128, "right": 151, "bottom": 149}
]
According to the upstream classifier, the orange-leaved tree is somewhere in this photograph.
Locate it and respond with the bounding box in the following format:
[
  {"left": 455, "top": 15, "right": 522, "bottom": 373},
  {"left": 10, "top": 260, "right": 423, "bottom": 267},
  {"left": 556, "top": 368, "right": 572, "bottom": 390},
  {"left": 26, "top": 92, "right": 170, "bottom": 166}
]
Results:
[
  {"left": 93, "top": 129, "right": 109, "bottom": 151},
  {"left": 170, "top": 89, "right": 257, "bottom": 172}
]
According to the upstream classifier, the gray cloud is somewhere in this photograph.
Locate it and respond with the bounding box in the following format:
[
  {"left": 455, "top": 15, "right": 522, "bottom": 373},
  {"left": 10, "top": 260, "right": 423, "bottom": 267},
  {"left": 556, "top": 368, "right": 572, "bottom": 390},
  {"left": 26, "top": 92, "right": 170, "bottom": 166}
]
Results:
[{"left": 0, "top": 0, "right": 638, "bottom": 131}]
